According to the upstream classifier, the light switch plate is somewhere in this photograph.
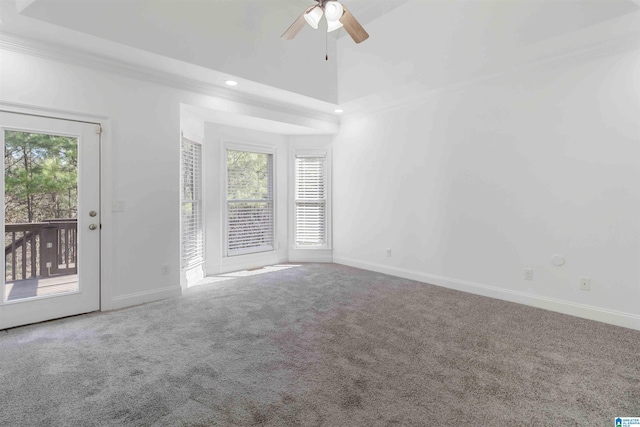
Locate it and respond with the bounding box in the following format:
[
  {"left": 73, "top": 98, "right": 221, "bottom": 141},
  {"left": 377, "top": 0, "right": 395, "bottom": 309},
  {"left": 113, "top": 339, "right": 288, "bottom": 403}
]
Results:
[{"left": 112, "top": 200, "right": 125, "bottom": 212}]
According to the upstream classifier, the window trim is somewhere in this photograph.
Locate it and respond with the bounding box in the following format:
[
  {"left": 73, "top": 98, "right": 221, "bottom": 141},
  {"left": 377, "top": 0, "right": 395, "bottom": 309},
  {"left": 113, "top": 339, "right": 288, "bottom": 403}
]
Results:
[
  {"left": 222, "top": 141, "right": 276, "bottom": 257},
  {"left": 290, "top": 147, "right": 331, "bottom": 250}
]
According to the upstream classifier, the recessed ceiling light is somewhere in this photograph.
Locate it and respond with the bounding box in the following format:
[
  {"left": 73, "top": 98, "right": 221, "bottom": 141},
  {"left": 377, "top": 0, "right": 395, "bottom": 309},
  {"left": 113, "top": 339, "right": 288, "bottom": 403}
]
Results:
[
  {"left": 334, "top": 109, "right": 344, "bottom": 113},
  {"left": 225, "top": 80, "right": 238, "bottom": 86}
]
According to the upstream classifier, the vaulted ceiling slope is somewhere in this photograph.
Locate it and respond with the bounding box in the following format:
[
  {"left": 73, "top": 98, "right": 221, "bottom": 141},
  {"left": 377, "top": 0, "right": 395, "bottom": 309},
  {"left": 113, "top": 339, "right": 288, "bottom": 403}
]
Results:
[
  {"left": 337, "top": 0, "right": 640, "bottom": 105},
  {"left": 1, "top": 0, "right": 639, "bottom": 110}
]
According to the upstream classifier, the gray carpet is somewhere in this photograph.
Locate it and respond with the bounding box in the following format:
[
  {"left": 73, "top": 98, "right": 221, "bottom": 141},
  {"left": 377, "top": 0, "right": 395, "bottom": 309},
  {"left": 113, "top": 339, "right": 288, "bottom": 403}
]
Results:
[{"left": 1, "top": 263, "right": 639, "bottom": 426}]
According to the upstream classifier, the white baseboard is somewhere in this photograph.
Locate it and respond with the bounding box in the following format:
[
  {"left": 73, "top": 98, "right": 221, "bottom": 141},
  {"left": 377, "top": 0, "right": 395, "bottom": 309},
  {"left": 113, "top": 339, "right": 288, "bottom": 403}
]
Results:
[
  {"left": 333, "top": 257, "right": 640, "bottom": 331},
  {"left": 107, "top": 285, "right": 182, "bottom": 311}
]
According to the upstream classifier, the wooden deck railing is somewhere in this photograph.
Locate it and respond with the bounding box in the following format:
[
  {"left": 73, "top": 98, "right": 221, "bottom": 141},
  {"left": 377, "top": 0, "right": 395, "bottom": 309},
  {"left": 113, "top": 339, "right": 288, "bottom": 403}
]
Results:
[{"left": 5, "top": 219, "right": 77, "bottom": 281}]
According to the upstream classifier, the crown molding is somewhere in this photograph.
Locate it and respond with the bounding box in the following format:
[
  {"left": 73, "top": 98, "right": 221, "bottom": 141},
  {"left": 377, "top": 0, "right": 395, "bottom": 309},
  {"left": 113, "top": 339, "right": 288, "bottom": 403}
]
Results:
[
  {"left": 342, "top": 31, "right": 640, "bottom": 120},
  {"left": 521, "top": 31, "right": 640, "bottom": 73},
  {"left": 2, "top": 26, "right": 637, "bottom": 126},
  {"left": 0, "top": 32, "right": 339, "bottom": 127}
]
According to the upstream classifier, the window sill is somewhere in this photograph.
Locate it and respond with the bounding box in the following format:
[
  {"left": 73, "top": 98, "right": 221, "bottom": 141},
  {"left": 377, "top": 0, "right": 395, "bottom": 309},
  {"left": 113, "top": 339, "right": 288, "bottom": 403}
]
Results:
[
  {"left": 226, "top": 246, "right": 274, "bottom": 257},
  {"left": 289, "top": 247, "right": 333, "bottom": 263}
]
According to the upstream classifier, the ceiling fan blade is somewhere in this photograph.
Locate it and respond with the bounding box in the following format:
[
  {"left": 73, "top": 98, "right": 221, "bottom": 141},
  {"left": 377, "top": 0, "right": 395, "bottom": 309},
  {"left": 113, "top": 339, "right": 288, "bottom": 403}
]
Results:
[
  {"left": 340, "top": 5, "right": 369, "bottom": 44},
  {"left": 281, "top": 5, "right": 317, "bottom": 40}
]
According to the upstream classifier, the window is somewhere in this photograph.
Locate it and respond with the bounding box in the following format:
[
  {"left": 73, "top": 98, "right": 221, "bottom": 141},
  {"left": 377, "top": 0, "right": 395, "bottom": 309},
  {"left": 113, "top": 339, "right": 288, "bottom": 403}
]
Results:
[
  {"left": 181, "top": 136, "right": 203, "bottom": 267},
  {"left": 294, "top": 154, "right": 327, "bottom": 248},
  {"left": 226, "top": 148, "right": 274, "bottom": 256}
]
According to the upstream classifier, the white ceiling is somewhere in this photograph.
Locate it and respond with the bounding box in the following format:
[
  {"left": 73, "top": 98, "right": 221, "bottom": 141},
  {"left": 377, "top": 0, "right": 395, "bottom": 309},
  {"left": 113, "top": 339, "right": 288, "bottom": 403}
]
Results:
[
  {"left": 337, "top": 0, "right": 640, "bottom": 106},
  {"left": 0, "top": 0, "right": 409, "bottom": 105},
  {"left": 1, "top": 0, "right": 639, "bottom": 115}
]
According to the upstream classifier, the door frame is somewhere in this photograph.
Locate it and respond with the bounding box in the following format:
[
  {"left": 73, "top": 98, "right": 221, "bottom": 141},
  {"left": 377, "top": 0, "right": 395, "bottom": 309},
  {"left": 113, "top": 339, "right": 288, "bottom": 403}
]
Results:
[{"left": 0, "top": 101, "right": 113, "bottom": 314}]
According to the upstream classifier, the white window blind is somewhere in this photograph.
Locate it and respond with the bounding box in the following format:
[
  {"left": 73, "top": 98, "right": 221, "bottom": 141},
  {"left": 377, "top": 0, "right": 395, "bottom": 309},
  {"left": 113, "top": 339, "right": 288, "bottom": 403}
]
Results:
[
  {"left": 295, "top": 155, "right": 326, "bottom": 247},
  {"left": 226, "top": 149, "right": 274, "bottom": 255},
  {"left": 181, "top": 137, "right": 203, "bottom": 267}
]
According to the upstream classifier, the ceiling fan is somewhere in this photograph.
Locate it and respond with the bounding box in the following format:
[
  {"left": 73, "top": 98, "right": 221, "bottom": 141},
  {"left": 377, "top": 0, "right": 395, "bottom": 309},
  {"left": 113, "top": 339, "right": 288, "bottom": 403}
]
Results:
[{"left": 281, "top": 0, "right": 369, "bottom": 44}]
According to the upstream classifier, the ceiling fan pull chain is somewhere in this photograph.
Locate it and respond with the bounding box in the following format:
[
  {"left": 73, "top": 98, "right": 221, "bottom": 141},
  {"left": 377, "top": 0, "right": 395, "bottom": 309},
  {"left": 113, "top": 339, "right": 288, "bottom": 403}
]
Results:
[{"left": 325, "top": 30, "right": 328, "bottom": 61}]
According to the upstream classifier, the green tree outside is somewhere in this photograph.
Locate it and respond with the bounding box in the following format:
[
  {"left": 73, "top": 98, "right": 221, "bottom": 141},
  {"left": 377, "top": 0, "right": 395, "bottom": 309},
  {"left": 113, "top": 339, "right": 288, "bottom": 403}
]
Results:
[
  {"left": 226, "top": 150, "right": 272, "bottom": 200},
  {"left": 226, "top": 150, "right": 273, "bottom": 252},
  {"left": 4, "top": 131, "right": 78, "bottom": 223}
]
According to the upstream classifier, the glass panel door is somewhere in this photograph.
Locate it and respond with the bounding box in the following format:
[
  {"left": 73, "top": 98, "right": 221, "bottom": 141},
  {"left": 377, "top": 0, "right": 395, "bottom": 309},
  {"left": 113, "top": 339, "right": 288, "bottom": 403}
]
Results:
[{"left": 0, "top": 112, "right": 100, "bottom": 330}]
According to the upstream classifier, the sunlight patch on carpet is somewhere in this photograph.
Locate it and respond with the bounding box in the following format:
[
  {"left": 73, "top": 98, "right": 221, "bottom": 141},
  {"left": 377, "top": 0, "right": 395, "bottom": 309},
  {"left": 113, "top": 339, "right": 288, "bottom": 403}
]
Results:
[{"left": 219, "top": 264, "right": 301, "bottom": 278}]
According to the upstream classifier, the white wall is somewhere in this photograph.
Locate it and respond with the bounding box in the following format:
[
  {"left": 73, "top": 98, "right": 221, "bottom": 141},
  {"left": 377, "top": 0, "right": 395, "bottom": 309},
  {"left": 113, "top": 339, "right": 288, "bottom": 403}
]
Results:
[
  {"left": 3, "top": 0, "right": 637, "bottom": 331},
  {"left": 0, "top": 50, "right": 185, "bottom": 309},
  {"left": 0, "top": 46, "right": 336, "bottom": 309},
  {"left": 333, "top": 44, "right": 640, "bottom": 329}
]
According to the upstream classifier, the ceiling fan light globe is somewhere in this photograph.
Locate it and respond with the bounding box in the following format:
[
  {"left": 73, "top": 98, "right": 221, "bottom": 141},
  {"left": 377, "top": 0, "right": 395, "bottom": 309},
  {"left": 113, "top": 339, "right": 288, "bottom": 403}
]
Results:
[
  {"left": 324, "top": 1, "right": 344, "bottom": 21},
  {"left": 327, "top": 20, "right": 344, "bottom": 32},
  {"left": 304, "top": 6, "right": 323, "bottom": 30}
]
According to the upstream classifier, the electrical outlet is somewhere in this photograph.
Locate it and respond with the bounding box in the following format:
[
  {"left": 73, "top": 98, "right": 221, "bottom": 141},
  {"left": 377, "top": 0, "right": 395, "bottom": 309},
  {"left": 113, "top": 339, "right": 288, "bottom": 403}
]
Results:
[
  {"left": 579, "top": 277, "right": 590, "bottom": 291},
  {"left": 524, "top": 268, "right": 533, "bottom": 281},
  {"left": 386, "top": 248, "right": 392, "bottom": 257},
  {"left": 161, "top": 264, "right": 170, "bottom": 276}
]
